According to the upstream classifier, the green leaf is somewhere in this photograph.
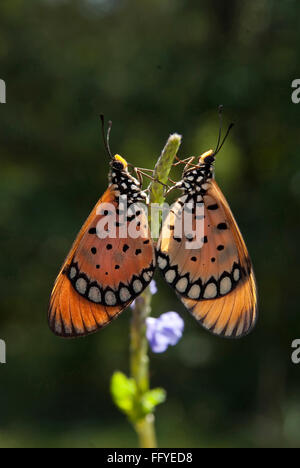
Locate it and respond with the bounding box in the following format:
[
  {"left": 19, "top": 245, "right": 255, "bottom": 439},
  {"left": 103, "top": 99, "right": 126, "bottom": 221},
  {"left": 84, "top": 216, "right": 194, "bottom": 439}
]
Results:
[
  {"left": 140, "top": 388, "right": 167, "bottom": 414},
  {"left": 110, "top": 371, "right": 137, "bottom": 415}
]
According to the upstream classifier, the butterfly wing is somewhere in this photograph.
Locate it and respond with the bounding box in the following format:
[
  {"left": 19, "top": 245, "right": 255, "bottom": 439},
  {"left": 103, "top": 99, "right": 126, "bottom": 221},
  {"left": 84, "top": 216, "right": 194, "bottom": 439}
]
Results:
[
  {"left": 49, "top": 186, "right": 155, "bottom": 337},
  {"left": 157, "top": 179, "right": 257, "bottom": 338}
]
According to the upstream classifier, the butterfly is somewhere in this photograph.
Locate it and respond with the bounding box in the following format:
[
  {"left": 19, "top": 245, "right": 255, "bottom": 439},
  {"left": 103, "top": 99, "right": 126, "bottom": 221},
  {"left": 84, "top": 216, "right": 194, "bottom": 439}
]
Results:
[
  {"left": 157, "top": 123, "right": 257, "bottom": 338},
  {"left": 48, "top": 118, "right": 156, "bottom": 337}
]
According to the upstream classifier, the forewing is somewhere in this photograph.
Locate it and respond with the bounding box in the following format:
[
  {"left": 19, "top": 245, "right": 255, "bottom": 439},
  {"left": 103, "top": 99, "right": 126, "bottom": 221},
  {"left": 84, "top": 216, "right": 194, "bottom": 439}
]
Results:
[{"left": 49, "top": 187, "right": 155, "bottom": 337}]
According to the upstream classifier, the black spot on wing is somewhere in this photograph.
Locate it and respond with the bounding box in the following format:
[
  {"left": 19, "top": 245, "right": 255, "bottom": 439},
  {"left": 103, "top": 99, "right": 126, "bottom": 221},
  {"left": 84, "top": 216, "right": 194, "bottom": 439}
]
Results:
[
  {"left": 207, "top": 204, "right": 218, "bottom": 210},
  {"left": 217, "top": 223, "right": 227, "bottom": 230}
]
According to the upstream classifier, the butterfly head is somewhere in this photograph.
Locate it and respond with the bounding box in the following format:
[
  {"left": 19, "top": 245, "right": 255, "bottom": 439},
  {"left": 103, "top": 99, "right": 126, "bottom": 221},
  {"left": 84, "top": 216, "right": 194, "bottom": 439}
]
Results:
[
  {"left": 110, "top": 154, "right": 128, "bottom": 172},
  {"left": 199, "top": 149, "right": 215, "bottom": 166}
]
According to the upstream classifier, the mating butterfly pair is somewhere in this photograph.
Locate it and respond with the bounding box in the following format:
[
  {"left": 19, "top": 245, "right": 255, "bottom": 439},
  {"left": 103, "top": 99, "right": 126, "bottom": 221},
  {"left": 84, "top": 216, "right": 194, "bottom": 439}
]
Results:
[{"left": 48, "top": 121, "right": 257, "bottom": 339}]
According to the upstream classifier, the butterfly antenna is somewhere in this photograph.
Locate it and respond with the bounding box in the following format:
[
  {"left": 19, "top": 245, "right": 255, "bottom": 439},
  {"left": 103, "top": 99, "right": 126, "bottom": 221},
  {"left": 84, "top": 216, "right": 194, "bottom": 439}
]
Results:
[
  {"left": 214, "top": 106, "right": 234, "bottom": 155},
  {"left": 107, "top": 120, "right": 113, "bottom": 156},
  {"left": 215, "top": 122, "right": 234, "bottom": 155},
  {"left": 214, "top": 104, "right": 223, "bottom": 154},
  {"left": 100, "top": 114, "right": 113, "bottom": 159}
]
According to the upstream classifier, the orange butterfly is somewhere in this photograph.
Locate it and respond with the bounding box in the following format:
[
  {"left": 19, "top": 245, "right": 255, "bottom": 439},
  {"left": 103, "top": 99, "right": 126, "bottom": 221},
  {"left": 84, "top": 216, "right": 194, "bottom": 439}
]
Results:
[
  {"left": 157, "top": 126, "right": 257, "bottom": 338},
  {"left": 48, "top": 118, "right": 156, "bottom": 338}
]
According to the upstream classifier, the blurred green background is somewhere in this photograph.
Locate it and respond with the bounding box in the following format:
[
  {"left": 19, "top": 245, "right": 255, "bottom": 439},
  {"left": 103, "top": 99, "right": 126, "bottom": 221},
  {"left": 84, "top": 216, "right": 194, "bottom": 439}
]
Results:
[{"left": 1, "top": 0, "right": 300, "bottom": 448}]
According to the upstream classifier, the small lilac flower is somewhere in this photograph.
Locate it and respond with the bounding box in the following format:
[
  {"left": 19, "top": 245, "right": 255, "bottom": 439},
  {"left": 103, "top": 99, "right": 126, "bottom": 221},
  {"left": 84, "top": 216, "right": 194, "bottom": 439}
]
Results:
[
  {"left": 146, "top": 312, "right": 184, "bottom": 353},
  {"left": 130, "top": 280, "right": 158, "bottom": 309},
  {"left": 149, "top": 280, "right": 158, "bottom": 295}
]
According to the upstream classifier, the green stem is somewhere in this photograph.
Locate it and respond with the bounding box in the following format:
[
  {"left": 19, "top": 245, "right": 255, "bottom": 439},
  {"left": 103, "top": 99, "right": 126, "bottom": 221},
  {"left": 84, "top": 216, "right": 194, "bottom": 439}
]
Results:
[
  {"left": 130, "top": 288, "right": 156, "bottom": 448},
  {"left": 129, "top": 133, "right": 182, "bottom": 448}
]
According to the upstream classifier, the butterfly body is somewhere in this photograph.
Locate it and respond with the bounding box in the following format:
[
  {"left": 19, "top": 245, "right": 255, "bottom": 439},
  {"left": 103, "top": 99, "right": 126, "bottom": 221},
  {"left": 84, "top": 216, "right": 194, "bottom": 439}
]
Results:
[
  {"left": 49, "top": 154, "right": 155, "bottom": 338},
  {"left": 157, "top": 150, "right": 257, "bottom": 338}
]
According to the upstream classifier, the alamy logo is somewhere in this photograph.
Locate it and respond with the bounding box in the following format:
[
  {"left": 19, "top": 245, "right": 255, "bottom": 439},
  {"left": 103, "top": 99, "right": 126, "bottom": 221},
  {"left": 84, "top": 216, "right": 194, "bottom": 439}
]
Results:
[
  {"left": 92, "top": 198, "right": 205, "bottom": 249},
  {"left": 291, "top": 339, "right": 300, "bottom": 364},
  {"left": 291, "top": 79, "right": 300, "bottom": 104},
  {"left": 0, "top": 79, "right": 6, "bottom": 104},
  {"left": 0, "top": 339, "right": 6, "bottom": 364}
]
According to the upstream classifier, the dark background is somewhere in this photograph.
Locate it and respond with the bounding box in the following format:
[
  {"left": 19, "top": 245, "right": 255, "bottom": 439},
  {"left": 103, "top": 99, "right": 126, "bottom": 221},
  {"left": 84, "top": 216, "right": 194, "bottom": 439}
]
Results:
[{"left": 1, "top": 0, "right": 300, "bottom": 448}]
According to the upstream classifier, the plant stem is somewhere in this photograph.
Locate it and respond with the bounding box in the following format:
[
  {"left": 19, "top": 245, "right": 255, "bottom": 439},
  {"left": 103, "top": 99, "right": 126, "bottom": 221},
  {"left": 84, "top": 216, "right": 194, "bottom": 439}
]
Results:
[
  {"left": 129, "top": 133, "right": 182, "bottom": 448},
  {"left": 130, "top": 288, "right": 156, "bottom": 448}
]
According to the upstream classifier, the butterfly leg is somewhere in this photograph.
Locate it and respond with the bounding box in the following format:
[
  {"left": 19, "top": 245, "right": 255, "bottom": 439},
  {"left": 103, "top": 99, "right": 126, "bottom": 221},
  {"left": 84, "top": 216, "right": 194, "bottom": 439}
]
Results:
[
  {"left": 135, "top": 168, "right": 170, "bottom": 188},
  {"left": 173, "top": 156, "right": 200, "bottom": 172},
  {"left": 134, "top": 167, "right": 144, "bottom": 186},
  {"left": 165, "top": 181, "right": 184, "bottom": 196},
  {"left": 168, "top": 177, "right": 178, "bottom": 185},
  {"left": 173, "top": 156, "right": 195, "bottom": 167},
  {"left": 135, "top": 167, "right": 155, "bottom": 173},
  {"left": 134, "top": 167, "right": 157, "bottom": 184}
]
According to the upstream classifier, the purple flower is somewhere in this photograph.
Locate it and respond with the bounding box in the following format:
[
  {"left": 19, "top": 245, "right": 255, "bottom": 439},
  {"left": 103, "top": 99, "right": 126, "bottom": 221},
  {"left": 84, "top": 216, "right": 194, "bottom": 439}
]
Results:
[
  {"left": 130, "top": 280, "right": 158, "bottom": 309},
  {"left": 149, "top": 280, "right": 158, "bottom": 295},
  {"left": 146, "top": 312, "right": 184, "bottom": 353}
]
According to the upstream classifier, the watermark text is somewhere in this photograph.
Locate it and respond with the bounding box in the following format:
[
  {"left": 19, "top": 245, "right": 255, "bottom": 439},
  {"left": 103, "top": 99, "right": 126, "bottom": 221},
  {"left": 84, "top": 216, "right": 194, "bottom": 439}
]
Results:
[
  {"left": 291, "top": 339, "right": 300, "bottom": 364},
  {"left": 291, "top": 79, "right": 300, "bottom": 104},
  {"left": 0, "top": 339, "right": 6, "bottom": 364},
  {"left": 0, "top": 79, "right": 6, "bottom": 104},
  {"left": 94, "top": 197, "right": 204, "bottom": 249}
]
